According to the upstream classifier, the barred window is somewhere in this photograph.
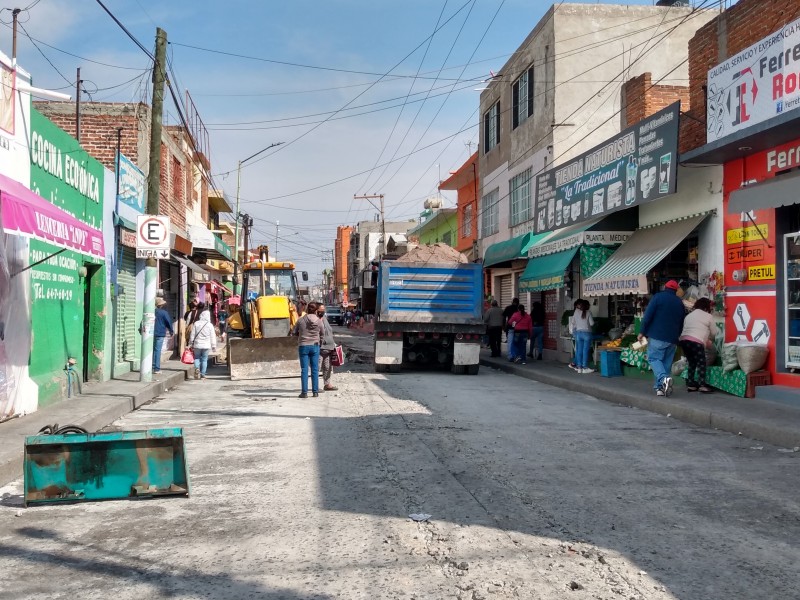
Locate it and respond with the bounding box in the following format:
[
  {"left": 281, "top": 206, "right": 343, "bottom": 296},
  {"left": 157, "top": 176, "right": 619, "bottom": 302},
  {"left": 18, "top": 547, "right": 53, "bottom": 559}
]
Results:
[
  {"left": 483, "top": 101, "right": 500, "bottom": 153},
  {"left": 481, "top": 189, "right": 499, "bottom": 238},
  {"left": 512, "top": 67, "right": 534, "bottom": 129},
  {"left": 462, "top": 204, "right": 473, "bottom": 237},
  {"left": 509, "top": 168, "right": 532, "bottom": 227}
]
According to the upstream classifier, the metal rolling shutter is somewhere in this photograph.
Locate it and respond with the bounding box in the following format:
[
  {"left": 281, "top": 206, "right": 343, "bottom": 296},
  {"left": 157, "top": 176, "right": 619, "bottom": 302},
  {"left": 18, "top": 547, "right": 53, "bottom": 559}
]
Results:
[
  {"left": 116, "top": 248, "right": 138, "bottom": 362},
  {"left": 498, "top": 274, "right": 513, "bottom": 309}
]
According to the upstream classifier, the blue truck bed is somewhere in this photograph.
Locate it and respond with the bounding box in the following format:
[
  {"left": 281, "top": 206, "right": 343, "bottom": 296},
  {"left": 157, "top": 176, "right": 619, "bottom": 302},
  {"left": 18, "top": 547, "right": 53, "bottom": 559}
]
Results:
[{"left": 376, "top": 262, "right": 483, "bottom": 325}]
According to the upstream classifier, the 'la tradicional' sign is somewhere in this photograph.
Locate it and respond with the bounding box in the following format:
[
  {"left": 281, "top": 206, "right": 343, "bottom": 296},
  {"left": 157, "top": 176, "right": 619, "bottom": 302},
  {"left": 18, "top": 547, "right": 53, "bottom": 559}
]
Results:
[
  {"left": 707, "top": 18, "right": 800, "bottom": 143},
  {"left": 533, "top": 102, "right": 679, "bottom": 234}
]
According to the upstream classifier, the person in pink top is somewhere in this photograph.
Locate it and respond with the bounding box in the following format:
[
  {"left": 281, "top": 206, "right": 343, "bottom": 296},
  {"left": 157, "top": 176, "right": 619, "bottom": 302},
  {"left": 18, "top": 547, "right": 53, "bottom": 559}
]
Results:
[
  {"left": 678, "top": 297, "right": 718, "bottom": 393},
  {"left": 508, "top": 305, "right": 533, "bottom": 365}
]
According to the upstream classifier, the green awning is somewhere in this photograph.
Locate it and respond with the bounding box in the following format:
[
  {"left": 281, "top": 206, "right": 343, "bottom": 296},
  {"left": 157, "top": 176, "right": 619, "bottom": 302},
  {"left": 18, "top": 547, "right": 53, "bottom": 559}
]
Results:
[
  {"left": 519, "top": 247, "right": 579, "bottom": 292},
  {"left": 483, "top": 232, "right": 547, "bottom": 267}
]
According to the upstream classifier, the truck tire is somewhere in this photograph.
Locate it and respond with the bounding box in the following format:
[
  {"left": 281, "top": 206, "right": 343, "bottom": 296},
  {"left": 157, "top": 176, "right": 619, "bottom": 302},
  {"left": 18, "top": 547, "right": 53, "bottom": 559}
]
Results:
[
  {"left": 450, "top": 365, "right": 466, "bottom": 375},
  {"left": 388, "top": 364, "right": 402, "bottom": 374},
  {"left": 466, "top": 364, "right": 480, "bottom": 375},
  {"left": 375, "top": 364, "right": 388, "bottom": 373}
]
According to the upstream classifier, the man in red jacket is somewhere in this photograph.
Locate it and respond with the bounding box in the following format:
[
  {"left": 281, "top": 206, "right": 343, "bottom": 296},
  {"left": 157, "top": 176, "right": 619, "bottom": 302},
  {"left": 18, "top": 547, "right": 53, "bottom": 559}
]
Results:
[{"left": 508, "top": 305, "right": 533, "bottom": 365}]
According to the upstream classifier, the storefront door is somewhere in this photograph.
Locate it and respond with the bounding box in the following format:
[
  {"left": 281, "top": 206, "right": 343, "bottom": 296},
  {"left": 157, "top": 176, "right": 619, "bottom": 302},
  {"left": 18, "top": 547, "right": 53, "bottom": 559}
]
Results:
[{"left": 543, "top": 289, "right": 559, "bottom": 350}]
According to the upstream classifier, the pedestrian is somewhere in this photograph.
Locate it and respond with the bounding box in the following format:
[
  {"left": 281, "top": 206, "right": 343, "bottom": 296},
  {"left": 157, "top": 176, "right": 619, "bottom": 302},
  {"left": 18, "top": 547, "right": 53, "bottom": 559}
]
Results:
[
  {"left": 316, "top": 302, "right": 339, "bottom": 391},
  {"left": 503, "top": 297, "right": 520, "bottom": 359},
  {"left": 678, "top": 297, "right": 718, "bottom": 394},
  {"left": 188, "top": 304, "right": 216, "bottom": 380},
  {"left": 153, "top": 298, "right": 174, "bottom": 374},
  {"left": 508, "top": 304, "right": 533, "bottom": 365},
  {"left": 184, "top": 299, "right": 201, "bottom": 346},
  {"left": 483, "top": 300, "right": 504, "bottom": 357},
  {"left": 570, "top": 299, "right": 595, "bottom": 374},
  {"left": 567, "top": 298, "right": 584, "bottom": 370},
  {"left": 638, "top": 280, "right": 686, "bottom": 397},
  {"left": 217, "top": 302, "right": 228, "bottom": 341},
  {"left": 292, "top": 301, "right": 323, "bottom": 398},
  {"left": 529, "top": 301, "right": 545, "bottom": 360}
]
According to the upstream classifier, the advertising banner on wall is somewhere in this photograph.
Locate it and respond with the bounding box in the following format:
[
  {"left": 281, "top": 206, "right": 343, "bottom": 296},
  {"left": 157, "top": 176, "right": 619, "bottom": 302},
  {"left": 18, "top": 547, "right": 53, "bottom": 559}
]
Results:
[
  {"left": 533, "top": 102, "right": 679, "bottom": 234},
  {"left": 116, "top": 152, "right": 145, "bottom": 218},
  {"left": 707, "top": 17, "right": 800, "bottom": 143}
]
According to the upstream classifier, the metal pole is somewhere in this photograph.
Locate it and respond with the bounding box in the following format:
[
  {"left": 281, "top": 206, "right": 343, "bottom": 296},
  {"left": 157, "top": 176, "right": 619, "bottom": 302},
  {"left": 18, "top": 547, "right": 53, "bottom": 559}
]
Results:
[
  {"left": 233, "top": 160, "right": 242, "bottom": 287},
  {"left": 275, "top": 220, "right": 279, "bottom": 259},
  {"left": 141, "top": 27, "right": 167, "bottom": 383},
  {"left": 75, "top": 67, "right": 81, "bottom": 143},
  {"left": 11, "top": 9, "right": 20, "bottom": 65}
]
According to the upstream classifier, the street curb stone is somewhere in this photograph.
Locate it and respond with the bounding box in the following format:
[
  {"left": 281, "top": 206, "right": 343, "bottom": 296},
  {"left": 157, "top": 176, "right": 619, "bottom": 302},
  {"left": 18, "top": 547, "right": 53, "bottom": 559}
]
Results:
[{"left": 481, "top": 358, "right": 800, "bottom": 449}]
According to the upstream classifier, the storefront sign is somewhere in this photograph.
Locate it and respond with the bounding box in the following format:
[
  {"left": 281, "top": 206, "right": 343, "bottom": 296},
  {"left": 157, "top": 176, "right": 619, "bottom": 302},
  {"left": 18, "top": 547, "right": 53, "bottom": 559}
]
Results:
[
  {"left": 528, "top": 231, "right": 632, "bottom": 258},
  {"left": 533, "top": 103, "right": 679, "bottom": 234},
  {"left": 116, "top": 152, "right": 145, "bottom": 214},
  {"left": 727, "top": 243, "right": 766, "bottom": 263},
  {"left": 583, "top": 275, "right": 648, "bottom": 296},
  {"left": 121, "top": 228, "right": 137, "bottom": 248},
  {"left": 748, "top": 264, "right": 776, "bottom": 281},
  {"left": 708, "top": 17, "right": 800, "bottom": 143},
  {"left": 510, "top": 220, "right": 537, "bottom": 238},
  {"left": 726, "top": 224, "right": 769, "bottom": 244}
]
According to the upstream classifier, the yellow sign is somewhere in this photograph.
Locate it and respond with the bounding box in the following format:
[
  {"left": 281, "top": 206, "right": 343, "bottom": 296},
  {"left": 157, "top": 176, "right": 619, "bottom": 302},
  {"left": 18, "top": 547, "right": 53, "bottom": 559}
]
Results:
[
  {"left": 748, "top": 264, "right": 776, "bottom": 281},
  {"left": 726, "top": 224, "right": 769, "bottom": 245}
]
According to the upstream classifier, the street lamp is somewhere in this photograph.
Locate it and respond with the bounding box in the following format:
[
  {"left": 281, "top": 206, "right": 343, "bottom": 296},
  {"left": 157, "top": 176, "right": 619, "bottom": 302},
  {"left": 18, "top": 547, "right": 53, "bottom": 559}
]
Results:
[{"left": 233, "top": 141, "right": 284, "bottom": 284}]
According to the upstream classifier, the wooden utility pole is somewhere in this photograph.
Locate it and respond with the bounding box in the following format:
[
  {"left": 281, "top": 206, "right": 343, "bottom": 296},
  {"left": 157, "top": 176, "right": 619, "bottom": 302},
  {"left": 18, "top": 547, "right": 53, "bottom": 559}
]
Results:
[
  {"left": 354, "top": 194, "right": 386, "bottom": 256},
  {"left": 140, "top": 27, "right": 167, "bottom": 383}
]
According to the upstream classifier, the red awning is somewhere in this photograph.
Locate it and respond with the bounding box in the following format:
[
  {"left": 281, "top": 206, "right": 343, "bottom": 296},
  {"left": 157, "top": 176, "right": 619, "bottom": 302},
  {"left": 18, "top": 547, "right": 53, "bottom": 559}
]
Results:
[{"left": 0, "top": 172, "right": 104, "bottom": 259}]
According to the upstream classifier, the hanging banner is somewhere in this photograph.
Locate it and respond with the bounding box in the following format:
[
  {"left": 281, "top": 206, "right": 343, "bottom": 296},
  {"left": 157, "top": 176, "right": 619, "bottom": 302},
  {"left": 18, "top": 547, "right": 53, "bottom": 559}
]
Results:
[
  {"left": 116, "top": 152, "right": 145, "bottom": 215},
  {"left": 707, "top": 17, "right": 800, "bottom": 142},
  {"left": 533, "top": 102, "right": 680, "bottom": 234}
]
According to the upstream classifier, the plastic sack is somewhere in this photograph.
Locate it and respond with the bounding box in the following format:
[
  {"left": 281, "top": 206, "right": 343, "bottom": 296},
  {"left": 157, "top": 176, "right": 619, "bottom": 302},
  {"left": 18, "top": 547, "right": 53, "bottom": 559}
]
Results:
[
  {"left": 736, "top": 343, "right": 769, "bottom": 374},
  {"left": 722, "top": 343, "right": 739, "bottom": 373},
  {"left": 181, "top": 347, "right": 195, "bottom": 365},
  {"left": 671, "top": 357, "right": 687, "bottom": 377}
]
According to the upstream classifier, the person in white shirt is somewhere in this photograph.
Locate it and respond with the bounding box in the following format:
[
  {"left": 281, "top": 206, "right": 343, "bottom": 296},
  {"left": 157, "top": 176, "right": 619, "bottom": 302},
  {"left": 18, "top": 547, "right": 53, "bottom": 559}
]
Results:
[{"left": 678, "top": 297, "right": 718, "bottom": 393}]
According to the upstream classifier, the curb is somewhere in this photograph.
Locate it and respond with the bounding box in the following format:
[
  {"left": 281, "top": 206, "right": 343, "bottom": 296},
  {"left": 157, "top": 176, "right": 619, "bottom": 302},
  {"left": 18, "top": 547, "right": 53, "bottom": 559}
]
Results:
[
  {"left": 481, "top": 358, "right": 800, "bottom": 448},
  {"left": 0, "top": 369, "right": 188, "bottom": 488}
]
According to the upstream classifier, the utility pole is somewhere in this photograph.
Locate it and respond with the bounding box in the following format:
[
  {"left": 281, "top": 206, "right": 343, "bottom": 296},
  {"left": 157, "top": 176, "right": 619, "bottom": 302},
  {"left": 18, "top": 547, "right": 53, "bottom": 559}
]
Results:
[
  {"left": 241, "top": 212, "right": 253, "bottom": 264},
  {"left": 354, "top": 194, "right": 386, "bottom": 256},
  {"left": 11, "top": 8, "right": 20, "bottom": 65},
  {"left": 140, "top": 27, "right": 167, "bottom": 383},
  {"left": 275, "top": 220, "right": 279, "bottom": 259},
  {"left": 75, "top": 67, "right": 82, "bottom": 143}
]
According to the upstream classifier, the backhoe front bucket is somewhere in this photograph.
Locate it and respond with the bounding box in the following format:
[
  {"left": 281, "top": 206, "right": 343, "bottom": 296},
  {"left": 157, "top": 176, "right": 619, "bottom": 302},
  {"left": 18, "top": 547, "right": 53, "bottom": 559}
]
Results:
[
  {"left": 24, "top": 428, "right": 189, "bottom": 506},
  {"left": 228, "top": 336, "right": 299, "bottom": 379}
]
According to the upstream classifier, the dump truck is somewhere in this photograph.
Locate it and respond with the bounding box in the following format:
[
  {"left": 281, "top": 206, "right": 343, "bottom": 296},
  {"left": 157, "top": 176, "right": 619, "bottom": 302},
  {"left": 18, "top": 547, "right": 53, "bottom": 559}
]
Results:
[
  {"left": 373, "top": 246, "right": 484, "bottom": 374},
  {"left": 227, "top": 250, "right": 308, "bottom": 379}
]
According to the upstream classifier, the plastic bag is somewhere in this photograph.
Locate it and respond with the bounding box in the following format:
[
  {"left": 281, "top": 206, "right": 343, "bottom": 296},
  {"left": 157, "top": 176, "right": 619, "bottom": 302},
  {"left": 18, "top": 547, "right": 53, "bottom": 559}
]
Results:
[
  {"left": 181, "top": 347, "right": 194, "bottom": 365},
  {"left": 671, "top": 357, "right": 687, "bottom": 377},
  {"left": 722, "top": 343, "right": 739, "bottom": 372}
]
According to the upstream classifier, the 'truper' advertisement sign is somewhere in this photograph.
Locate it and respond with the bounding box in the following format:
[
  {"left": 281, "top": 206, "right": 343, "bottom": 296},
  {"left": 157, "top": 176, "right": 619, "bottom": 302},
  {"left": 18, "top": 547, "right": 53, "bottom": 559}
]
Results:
[
  {"left": 707, "top": 17, "right": 800, "bottom": 142},
  {"left": 533, "top": 102, "right": 679, "bottom": 234}
]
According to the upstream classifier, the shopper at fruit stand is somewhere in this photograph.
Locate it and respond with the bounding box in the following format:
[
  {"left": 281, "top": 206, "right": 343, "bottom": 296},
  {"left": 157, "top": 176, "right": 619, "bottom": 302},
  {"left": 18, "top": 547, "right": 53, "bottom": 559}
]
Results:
[
  {"left": 638, "top": 280, "right": 686, "bottom": 397},
  {"left": 570, "top": 299, "right": 595, "bottom": 374},
  {"left": 678, "top": 297, "right": 718, "bottom": 394},
  {"left": 567, "top": 298, "right": 584, "bottom": 370},
  {"left": 508, "top": 304, "right": 533, "bottom": 365}
]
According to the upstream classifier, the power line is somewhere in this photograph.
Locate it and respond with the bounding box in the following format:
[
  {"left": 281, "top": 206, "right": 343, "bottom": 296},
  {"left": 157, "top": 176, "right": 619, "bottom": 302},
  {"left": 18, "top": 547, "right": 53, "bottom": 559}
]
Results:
[{"left": 18, "top": 22, "right": 73, "bottom": 87}]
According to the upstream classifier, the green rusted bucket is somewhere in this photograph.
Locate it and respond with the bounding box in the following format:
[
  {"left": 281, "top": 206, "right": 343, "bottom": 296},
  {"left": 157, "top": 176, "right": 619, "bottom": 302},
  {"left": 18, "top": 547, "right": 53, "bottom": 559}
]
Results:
[{"left": 23, "top": 428, "right": 189, "bottom": 506}]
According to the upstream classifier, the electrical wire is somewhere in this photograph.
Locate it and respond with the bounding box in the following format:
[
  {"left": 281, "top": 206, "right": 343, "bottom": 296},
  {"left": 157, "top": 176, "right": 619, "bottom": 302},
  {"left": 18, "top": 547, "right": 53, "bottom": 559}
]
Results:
[{"left": 17, "top": 22, "right": 73, "bottom": 87}]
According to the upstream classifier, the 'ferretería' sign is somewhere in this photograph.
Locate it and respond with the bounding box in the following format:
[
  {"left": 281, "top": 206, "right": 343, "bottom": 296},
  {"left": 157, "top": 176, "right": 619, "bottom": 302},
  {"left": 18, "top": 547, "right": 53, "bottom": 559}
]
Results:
[
  {"left": 707, "top": 17, "right": 800, "bottom": 142},
  {"left": 533, "top": 102, "right": 680, "bottom": 234}
]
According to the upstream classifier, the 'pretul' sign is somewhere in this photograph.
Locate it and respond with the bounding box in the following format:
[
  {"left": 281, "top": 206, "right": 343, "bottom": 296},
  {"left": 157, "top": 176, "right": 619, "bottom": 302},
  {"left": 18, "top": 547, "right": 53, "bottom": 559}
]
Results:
[{"left": 707, "top": 17, "right": 800, "bottom": 142}]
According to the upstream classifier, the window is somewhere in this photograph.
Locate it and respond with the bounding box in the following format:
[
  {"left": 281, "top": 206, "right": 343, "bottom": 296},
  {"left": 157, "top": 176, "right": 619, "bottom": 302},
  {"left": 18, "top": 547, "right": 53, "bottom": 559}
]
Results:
[
  {"left": 442, "top": 230, "right": 452, "bottom": 247},
  {"left": 512, "top": 67, "right": 534, "bottom": 129},
  {"left": 509, "top": 168, "right": 532, "bottom": 226},
  {"left": 483, "top": 101, "right": 500, "bottom": 153},
  {"left": 462, "top": 204, "right": 473, "bottom": 237},
  {"left": 481, "top": 189, "right": 500, "bottom": 238}
]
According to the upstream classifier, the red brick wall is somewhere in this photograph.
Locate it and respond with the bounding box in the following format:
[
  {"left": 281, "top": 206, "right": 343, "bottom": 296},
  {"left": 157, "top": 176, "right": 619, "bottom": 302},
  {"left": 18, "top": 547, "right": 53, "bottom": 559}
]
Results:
[
  {"left": 335, "top": 226, "right": 352, "bottom": 286},
  {"left": 685, "top": 0, "right": 800, "bottom": 152},
  {"left": 623, "top": 73, "right": 690, "bottom": 128}
]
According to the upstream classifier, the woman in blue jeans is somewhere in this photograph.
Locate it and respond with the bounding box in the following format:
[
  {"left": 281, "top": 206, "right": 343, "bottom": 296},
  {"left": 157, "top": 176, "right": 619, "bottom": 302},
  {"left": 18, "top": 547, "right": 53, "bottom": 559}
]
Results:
[
  {"left": 188, "top": 305, "right": 216, "bottom": 380},
  {"left": 292, "top": 301, "right": 323, "bottom": 398},
  {"left": 570, "top": 299, "right": 595, "bottom": 374}
]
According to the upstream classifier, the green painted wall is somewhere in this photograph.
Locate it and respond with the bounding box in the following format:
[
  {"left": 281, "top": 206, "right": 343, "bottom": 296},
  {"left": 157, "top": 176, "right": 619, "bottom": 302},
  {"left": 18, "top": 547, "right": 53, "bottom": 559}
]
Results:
[
  {"left": 28, "top": 109, "right": 106, "bottom": 406},
  {"left": 416, "top": 210, "right": 458, "bottom": 247}
]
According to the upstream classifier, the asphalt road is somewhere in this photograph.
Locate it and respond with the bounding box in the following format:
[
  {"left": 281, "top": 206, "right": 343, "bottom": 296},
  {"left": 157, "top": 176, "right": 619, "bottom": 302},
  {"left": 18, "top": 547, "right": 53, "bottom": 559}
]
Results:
[{"left": 0, "top": 329, "right": 798, "bottom": 599}]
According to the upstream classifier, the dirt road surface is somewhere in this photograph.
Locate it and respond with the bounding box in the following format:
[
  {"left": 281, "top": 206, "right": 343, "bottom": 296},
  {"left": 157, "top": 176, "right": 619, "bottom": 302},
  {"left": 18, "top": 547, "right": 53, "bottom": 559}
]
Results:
[{"left": 0, "top": 328, "right": 798, "bottom": 599}]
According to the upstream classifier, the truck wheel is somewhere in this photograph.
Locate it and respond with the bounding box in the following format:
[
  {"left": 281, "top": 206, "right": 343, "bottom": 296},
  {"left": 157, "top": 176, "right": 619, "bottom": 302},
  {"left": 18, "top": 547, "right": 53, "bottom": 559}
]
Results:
[
  {"left": 450, "top": 365, "right": 466, "bottom": 375},
  {"left": 466, "top": 365, "right": 480, "bottom": 375},
  {"left": 375, "top": 364, "right": 388, "bottom": 373},
  {"left": 388, "top": 364, "right": 402, "bottom": 374}
]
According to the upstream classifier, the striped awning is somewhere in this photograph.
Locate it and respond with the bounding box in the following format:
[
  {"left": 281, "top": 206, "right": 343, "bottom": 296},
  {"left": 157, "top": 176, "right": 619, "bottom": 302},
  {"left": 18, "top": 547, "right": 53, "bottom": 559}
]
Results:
[{"left": 582, "top": 213, "right": 709, "bottom": 296}]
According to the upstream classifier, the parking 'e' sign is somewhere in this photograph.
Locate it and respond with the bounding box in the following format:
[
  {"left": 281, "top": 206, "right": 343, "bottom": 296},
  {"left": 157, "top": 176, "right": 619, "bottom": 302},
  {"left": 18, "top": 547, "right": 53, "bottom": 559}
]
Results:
[{"left": 136, "top": 215, "right": 171, "bottom": 259}]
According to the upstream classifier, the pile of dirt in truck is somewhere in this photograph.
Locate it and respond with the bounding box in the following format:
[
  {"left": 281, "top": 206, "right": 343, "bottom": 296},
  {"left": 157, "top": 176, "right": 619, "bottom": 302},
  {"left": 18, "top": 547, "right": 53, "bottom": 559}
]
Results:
[{"left": 394, "top": 243, "right": 467, "bottom": 264}]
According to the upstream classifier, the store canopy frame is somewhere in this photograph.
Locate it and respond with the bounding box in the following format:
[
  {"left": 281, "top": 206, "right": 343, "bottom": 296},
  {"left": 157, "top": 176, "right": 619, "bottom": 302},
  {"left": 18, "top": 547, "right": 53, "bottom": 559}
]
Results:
[
  {"left": 483, "top": 231, "right": 546, "bottom": 267},
  {"left": 581, "top": 213, "right": 710, "bottom": 297},
  {"left": 728, "top": 169, "right": 800, "bottom": 213},
  {"left": 171, "top": 252, "right": 209, "bottom": 275},
  {"left": 519, "top": 246, "right": 580, "bottom": 292}
]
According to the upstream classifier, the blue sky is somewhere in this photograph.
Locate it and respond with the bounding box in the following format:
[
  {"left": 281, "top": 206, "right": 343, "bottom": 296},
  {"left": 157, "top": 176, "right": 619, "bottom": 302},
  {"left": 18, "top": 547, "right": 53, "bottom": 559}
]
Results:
[{"left": 1, "top": 0, "right": 700, "bottom": 279}]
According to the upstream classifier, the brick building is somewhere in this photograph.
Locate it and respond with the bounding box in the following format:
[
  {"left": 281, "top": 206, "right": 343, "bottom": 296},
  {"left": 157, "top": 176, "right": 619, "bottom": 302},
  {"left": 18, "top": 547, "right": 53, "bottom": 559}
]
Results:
[
  {"left": 334, "top": 225, "right": 352, "bottom": 304},
  {"left": 439, "top": 152, "right": 478, "bottom": 261}
]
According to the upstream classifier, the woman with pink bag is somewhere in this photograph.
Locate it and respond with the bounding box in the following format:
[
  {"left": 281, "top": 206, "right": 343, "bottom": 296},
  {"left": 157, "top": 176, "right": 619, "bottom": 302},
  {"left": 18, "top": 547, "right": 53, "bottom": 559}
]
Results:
[{"left": 187, "top": 303, "right": 216, "bottom": 380}]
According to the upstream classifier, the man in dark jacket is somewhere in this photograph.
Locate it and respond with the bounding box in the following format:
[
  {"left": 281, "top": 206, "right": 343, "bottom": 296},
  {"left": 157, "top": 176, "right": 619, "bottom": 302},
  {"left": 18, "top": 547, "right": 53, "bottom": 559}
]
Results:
[
  {"left": 638, "top": 280, "right": 685, "bottom": 397},
  {"left": 484, "top": 300, "right": 505, "bottom": 357},
  {"left": 153, "top": 298, "right": 174, "bottom": 374},
  {"left": 502, "top": 297, "right": 520, "bottom": 357}
]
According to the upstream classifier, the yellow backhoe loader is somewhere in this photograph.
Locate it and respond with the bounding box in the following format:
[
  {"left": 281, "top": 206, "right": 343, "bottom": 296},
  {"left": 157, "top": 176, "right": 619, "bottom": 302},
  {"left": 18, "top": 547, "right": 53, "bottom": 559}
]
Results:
[{"left": 227, "top": 246, "right": 308, "bottom": 379}]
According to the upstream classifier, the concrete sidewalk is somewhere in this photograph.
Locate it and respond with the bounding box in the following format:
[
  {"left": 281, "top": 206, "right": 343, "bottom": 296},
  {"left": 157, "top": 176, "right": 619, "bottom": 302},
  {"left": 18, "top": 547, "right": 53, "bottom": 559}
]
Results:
[
  {"left": 0, "top": 359, "right": 193, "bottom": 487},
  {"left": 480, "top": 349, "right": 800, "bottom": 449}
]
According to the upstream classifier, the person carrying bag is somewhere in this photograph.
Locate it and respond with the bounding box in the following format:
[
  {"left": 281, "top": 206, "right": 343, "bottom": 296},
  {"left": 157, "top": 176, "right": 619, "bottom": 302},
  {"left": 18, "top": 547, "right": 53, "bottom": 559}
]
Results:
[
  {"left": 316, "top": 303, "right": 341, "bottom": 391},
  {"left": 188, "top": 307, "right": 216, "bottom": 380}
]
